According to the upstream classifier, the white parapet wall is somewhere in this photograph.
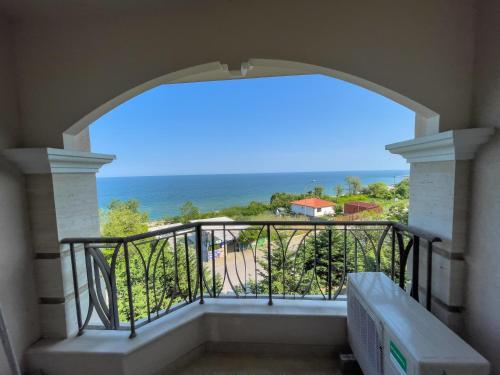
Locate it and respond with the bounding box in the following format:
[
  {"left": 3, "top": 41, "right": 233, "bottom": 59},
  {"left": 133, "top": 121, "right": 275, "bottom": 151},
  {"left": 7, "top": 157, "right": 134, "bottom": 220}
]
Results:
[{"left": 25, "top": 299, "right": 347, "bottom": 375}]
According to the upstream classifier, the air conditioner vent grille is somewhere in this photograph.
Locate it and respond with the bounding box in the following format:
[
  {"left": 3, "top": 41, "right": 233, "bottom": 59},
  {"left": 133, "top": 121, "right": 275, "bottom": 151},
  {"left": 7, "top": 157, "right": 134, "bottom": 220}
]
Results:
[{"left": 348, "top": 288, "right": 382, "bottom": 375}]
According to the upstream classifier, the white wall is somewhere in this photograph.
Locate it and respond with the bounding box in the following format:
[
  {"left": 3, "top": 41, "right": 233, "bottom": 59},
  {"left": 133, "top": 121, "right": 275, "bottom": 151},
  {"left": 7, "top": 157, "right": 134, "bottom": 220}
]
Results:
[
  {"left": 318, "top": 206, "right": 335, "bottom": 217},
  {"left": 291, "top": 204, "right": 314, "bottom": 217},
  {"left": 0, "top": 16, "right": 40, "bottom": 374},
  {"left": 7, "top": 0, "right": 477, "bottom": 148},
  {"left": 291, "top": 204, "right": 334, "bottom": 217},
  {"left": 465, "top": 0, "right": 500, "bottom": 373}
]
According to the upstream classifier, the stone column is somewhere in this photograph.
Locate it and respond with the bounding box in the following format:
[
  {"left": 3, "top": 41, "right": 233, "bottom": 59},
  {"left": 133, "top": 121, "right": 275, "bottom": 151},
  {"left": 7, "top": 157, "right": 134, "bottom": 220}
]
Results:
[
  {"left": 3, "top": 148, "right": 114, "bottom": 338},
  {"left": 386, "top": 128, "right": 493, "bottom": 332}
]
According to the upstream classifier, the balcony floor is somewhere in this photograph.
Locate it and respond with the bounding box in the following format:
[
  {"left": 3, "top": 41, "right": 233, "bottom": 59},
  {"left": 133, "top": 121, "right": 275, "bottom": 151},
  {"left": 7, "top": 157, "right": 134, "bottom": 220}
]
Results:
[{"left": 176, "top": 352, "right": 342, "bottom": 374}]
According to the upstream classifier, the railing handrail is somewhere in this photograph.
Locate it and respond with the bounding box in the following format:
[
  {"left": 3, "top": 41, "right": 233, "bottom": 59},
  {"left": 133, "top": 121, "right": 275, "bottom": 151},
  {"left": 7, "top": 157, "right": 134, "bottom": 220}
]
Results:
[
  {"left": 61, "top": 220, "right": 440, "bottom": 244},
  {"left": 392, "top": 222, "right": 442, "bottom": 243},
  {"left": 61, "top": 222, "right": 198, "bottom": 244}
]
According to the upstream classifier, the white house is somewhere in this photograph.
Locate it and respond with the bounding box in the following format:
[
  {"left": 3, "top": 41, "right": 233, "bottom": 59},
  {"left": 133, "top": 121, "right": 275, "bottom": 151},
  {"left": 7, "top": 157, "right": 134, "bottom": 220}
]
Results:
[{"left": 290, "top": 198, "right": 335, "bottom": 218}]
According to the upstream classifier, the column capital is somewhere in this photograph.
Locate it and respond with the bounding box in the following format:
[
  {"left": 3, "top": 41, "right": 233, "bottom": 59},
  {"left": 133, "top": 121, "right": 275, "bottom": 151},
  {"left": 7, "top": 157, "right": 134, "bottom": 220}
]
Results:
[
  {"left": 386, "top": 128, "right": 494, "bottom": 163},
  {"left": 3, "top": 148, "right": 115, "bottom": 174}
]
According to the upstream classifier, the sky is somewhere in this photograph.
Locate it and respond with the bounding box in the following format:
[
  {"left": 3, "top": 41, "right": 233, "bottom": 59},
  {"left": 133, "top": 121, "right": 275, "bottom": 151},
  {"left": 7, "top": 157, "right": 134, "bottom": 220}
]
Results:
[{"left": 90, "top": 74, "right": 413, "bottom": 177}]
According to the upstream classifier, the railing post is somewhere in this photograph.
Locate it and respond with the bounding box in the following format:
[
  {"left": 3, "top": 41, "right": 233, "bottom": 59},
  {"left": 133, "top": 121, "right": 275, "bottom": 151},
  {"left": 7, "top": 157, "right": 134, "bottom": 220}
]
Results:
[
  {"left": 410, "top": 235, "right": 420, "bottom": 302},
  {"left": 109, "top": 244, "right": 120, "bottom": 330},
  {"left": 426, "top": 240, "right": 433, "bottom": 311},
  {"left": 172, "top": 233, "right": 180, "bottom": 302},
  {"left": 69, "top": 242, "right": 83, "bottom": 335},
  {"left": 328, "top": 228, "right": 332, "bottom": 300},
  {"left": 354, "top": 239, "right": 358, "bottom": 273},
  {"left": 343, "top": 225, "right": 347, "bottom": 279},
  {"left": 184, "top": 233, "right": 193, "bottom": 303},
  {"left": 396, "top": 231, "right": 406, "bottom": 289},
  {"left": 313, "top": 225, "right": 319, "bottom": 296},
  {"left": 196, "top": 224, "right": 204, "bottom": 304},
  {"left": 122, "top": 241, "right": 136, "bottom": 338},
  {"left": 390, "top": 226, "right": 396, "bottom": 281},
  {"left": 211, "top": 230, "right": 216, "bottom": 297},
  {"left": 144, "top": 241, "right": 152, "bottom": 323},
  {"left": 267, "top": 224, "right": 273, "bottom": 306}
]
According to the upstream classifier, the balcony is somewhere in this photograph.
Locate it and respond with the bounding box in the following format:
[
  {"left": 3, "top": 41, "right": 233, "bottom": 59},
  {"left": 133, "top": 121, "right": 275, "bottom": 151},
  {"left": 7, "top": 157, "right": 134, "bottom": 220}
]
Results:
[
  {"left": 2, "top": 2, "right": 500, "bottom": 373},
  {"left": 63, "top": 220, "right": 438, "bottom": 336},
  {"left": 24, "top": 220, "right": 438, "bottom": 374}
]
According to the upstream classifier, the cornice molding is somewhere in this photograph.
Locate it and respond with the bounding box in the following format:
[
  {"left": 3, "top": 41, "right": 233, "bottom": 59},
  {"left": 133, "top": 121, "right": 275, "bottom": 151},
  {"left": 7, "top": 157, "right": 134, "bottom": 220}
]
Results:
[
  {"left": 386, "top": 129, "right": 494, "bottom": 163},
  {"left": 3, "top": 148, "right": 115, "bottom": 174}
]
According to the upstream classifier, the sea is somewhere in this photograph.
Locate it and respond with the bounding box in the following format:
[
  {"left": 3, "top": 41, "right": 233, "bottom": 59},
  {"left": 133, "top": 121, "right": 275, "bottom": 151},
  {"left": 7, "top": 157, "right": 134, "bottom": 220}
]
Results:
[{"left": 97, "top": 170, "right": 409, "bottom": 219}]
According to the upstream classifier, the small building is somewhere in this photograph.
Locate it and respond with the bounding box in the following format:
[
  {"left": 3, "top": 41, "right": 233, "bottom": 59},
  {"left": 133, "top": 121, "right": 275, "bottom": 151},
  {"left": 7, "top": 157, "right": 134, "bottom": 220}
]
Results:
[
  {"left": 290, "top": 198, "right": 335, "bottom": 218},
  {"left": 190, "top": 217, "right": 249, "bottom": 260},
  {"left": 344, "top": 201, "right": 382, "bottom": 215},
  {"left": 148, "top": 222, "right": 183, "bottom": 233},
  {"left": 148, "top": 222, "right": 194, "bottom": 247}
]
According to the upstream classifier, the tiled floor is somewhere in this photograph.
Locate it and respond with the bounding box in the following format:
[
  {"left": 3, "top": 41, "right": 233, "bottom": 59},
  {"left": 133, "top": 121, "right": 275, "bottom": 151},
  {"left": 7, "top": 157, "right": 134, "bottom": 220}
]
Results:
[{"left": 177, "top": 352, "right": 342, "bottom": 374}]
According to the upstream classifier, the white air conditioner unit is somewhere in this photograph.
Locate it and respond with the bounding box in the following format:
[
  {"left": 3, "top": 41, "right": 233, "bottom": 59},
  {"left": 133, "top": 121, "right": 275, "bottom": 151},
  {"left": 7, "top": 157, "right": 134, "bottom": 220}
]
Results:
[{"left": 347, "top": 272, "right": 490, "bottom": 375}]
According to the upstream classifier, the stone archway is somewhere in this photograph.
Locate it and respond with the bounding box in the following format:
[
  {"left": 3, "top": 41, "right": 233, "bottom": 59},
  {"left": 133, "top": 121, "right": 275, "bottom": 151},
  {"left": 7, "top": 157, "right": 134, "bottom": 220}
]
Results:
[{"left": 62, "top": 58, "right": 439, "bottom": 150}]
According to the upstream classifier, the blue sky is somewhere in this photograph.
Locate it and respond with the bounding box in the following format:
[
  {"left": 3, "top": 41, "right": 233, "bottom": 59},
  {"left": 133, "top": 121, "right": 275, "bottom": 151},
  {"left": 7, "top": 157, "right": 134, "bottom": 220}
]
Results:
[{"left": 90, "top": 74, "right": 412, "bottom": 177}]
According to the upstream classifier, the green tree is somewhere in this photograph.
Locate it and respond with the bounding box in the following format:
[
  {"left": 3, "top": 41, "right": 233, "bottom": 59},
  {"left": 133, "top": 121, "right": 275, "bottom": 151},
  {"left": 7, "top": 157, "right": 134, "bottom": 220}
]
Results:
[
  {"left": 270, "top": 192, "right": 301, "bottom": 210},
  {"left": 386, "top": 202, "right": 409, "bottom": 224},
  {"left": 255, "top": 227, "right": 395, "bottom": 297},
  {"left": 394, "top": 178, "right": 410, "bottom": 199},
  {"left": 313, "top": 185, "right": 324, "bottom": 197},
  {"left": 219, "top": 201, "right": 269, "bottom": 218},
  {"left": 365, "top": 182, "right": 391, "bottom": 199},
  {"left": 101, "top": 199, "right": 148, "bottom": 237},
  {"left": 334, "top": 184, "right": 344, "bottom": 198},
  {"left": 345, "top": 176, "right": 362, "bottom": 195},
  {"left": 99, "top": 200, "right": 210, "bottom": 323},
  {"left": 180, "top": 201, "right": 200, "bottom": 221}
]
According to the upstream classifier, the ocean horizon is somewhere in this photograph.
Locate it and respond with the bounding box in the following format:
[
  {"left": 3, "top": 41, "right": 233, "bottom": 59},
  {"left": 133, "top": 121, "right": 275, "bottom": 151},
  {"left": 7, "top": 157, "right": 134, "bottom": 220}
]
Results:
[{"left": 97, "top": 170, "right": 409, "bottom": 219}]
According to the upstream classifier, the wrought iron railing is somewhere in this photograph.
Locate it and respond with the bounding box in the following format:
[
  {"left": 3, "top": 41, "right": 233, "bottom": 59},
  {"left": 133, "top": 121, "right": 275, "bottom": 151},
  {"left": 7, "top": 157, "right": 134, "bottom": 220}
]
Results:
[{"left": 61, "top": 221, "right": 440, "bottom": 337}]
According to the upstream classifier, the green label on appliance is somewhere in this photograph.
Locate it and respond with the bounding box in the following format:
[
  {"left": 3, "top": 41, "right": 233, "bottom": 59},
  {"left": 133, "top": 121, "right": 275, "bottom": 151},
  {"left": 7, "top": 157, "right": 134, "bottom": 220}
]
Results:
[{"left": 390, "top": 341, "right": 407, "bottom": 373}]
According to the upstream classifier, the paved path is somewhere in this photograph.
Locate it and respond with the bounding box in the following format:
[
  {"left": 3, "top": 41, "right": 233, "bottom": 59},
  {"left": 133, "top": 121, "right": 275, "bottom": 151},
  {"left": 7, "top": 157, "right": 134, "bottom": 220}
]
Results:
[{"left": 210, "top": 233, "right": 307, "bottom": 295}]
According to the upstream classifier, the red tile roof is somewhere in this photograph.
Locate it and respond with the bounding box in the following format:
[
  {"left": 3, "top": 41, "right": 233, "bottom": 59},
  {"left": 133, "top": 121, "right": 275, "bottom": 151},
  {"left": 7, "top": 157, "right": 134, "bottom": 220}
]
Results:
[
  {"left": 290, "top": 198, "right": 335, "bottom": 208},
  {"left": 344, "top": 201, "right": 379, "bottom": 209}
]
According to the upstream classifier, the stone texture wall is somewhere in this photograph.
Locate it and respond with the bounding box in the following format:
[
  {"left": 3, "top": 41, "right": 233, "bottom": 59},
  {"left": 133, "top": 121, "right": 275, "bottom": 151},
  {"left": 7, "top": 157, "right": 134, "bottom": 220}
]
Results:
[
  {"left": 466, "top": 0, "right": 500, "bottom": 372},
  {"left": 0, "top": 16, "right": 40, "bottom": 373},
  {"left": 10, "top": 0, "right": 476, "bottom": 147},
  {"left": 26, "top": 172, "right": 101, "bottom": 338}
]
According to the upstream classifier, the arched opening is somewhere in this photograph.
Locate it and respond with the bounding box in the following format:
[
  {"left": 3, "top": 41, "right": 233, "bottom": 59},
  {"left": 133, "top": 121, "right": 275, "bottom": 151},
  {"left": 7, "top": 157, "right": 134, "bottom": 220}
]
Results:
[
  {"left": 63, "top": 59, "right": 440, "bottom": 148},
  {"left": 88, "top": 68, "right": 414, "bottom": 221}
]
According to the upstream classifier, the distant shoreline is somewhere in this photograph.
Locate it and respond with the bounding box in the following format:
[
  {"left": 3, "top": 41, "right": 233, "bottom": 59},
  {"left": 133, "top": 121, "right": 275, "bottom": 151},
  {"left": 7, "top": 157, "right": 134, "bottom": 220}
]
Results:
[
  {"left": 97, "top": 170, "right": 409, "bottom": 219},
  {"left": 97, "top": 169, "right": 410, "bottom": 179}
]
